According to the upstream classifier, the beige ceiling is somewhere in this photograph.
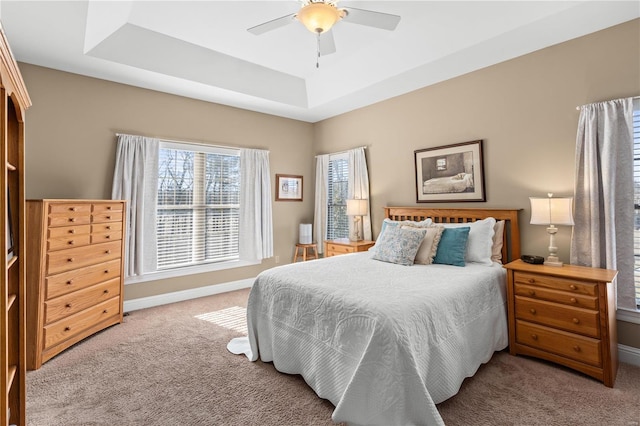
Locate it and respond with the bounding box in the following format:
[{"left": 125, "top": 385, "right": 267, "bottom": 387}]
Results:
[{"left": 1, "top": 1, "right": 638, "bottom": 122}]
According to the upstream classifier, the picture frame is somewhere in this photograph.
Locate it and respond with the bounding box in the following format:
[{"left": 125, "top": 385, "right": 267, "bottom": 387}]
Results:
[
  {"left": 414, "top": 140, "right": 486, "bottom": 203},
  {"left": 275, "top": 174, "right": 303, "bottom": 201}
]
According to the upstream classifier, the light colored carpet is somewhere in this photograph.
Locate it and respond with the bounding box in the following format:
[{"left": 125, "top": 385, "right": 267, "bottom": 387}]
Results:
[{"left": 27, "top": 288, "right": 640, "bottom": 425}]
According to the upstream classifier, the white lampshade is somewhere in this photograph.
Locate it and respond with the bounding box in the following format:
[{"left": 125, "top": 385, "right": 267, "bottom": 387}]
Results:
[
  {"left": 346, "top": 199, "right": 368, "bottom": 216},
  {"left": 529, "top": 196, "right": 574, "bottom": 226}
]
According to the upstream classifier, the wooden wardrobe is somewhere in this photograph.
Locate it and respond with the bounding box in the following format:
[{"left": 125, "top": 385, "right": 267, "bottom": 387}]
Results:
[{"left": 0, "top": 22, "right": 31, "bottom": 426}]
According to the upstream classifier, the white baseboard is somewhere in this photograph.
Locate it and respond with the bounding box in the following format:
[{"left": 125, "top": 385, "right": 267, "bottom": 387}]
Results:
[
  {"left": 123, "top": 278, "right": 255, "bottom": 312},
  {"left": 619, "top": 344, "right": 640, "bottom": 367}
]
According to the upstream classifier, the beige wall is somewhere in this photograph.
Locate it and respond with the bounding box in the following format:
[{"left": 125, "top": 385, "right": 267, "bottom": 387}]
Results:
[
  {"left": 20, "top": 63, "right": 315, "bottom": 301},
  {"left": 20, "top": 19, "right": 640, "bottom": 349},
  {"left": 313, "top": 19, "right": 640, "bottom": 349}
]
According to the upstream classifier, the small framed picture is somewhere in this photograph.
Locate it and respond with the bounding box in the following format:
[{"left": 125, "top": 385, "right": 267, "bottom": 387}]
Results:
[
  {"left": 275, "top": 174, "right": 303, "bottom": 201},
  {"left": 414, "top": 140, "right": 486, "bottom": 203}
]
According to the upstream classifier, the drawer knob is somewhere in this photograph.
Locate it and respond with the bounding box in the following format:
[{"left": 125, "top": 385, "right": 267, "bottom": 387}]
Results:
[
  {"left": 104, "top": 289, "right": 109, "bottom": 294},
  {"left": 103, "top": 309, "right": 108, "bottom": 314},
  {"left": 107, "top": 206, "right": 112, "bottom": 210},
  {"left": 529, "top": 308, "right": 536, "bottom": 315},
  {"left": 68, "top": 240, "right": 74, "bottom": 245},
  {"left": 66, "top": 280, "right": 73, "bottom": 285},
  {"left": 104, "top": 270, "right": 109, "bottom": 274},
  {"left": 69, "top": 207, "right": 76, "bottom": 211},
  {"left": 570, "top": 297, "right": 577, "bottom": 304},
  {"left": 67, "top": 258, "right": 74, "bottom": 263},
  {"left": 68, "top": 229, "right": 75, "bottom": 234},
  {"left": 64, "top": 326, "right": 71, "bottom": 332},
  {"left": 105, "top": 235, "right": 111, "bottom": 239},
  {"left": 528, "top": 290, "right": 535, "bottom": 296},
  {"left": 528, "top": 278, "right": 535, "bottom": 284},
  {"left": 569, "top": 284, "right": 577, "bottom": 290},
  {"left": 65, "top": 303, "right": 71, "bottom": 308},
  {"left": 69, "top": 218, "right": 76, "bottom": 222},
  {"left": 573, "top": 346, "right": 581, "bottom": 352},
  {"left": 531, "top": 334, "right": 538, "bottom": 341},
  {"left": 106, "top": 216, "right": 111, "bottom": 219},
  {"left": 572, "top": 318, "right": 580, "bottom": 324},
  {"left": 105, "top": 250, "right": 111, "bottom": 254},
  {"left": 106, "top": 226, "right": 112, "bottom": 230}
]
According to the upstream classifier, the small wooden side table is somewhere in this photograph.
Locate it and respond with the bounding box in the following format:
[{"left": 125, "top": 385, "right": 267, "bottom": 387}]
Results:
[{"left": 293, "top": 243, "right": 318, "bottom": 262}]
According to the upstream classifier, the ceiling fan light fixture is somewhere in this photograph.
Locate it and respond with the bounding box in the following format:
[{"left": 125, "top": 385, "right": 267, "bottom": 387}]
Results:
[{"left": 296, "top": 2, "right": 344, "bottom": 34}]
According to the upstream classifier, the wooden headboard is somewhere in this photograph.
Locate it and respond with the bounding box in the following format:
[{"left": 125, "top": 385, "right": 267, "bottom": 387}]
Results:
[{"left": 384, "top": 207, "right": 521, "bottom": 262}]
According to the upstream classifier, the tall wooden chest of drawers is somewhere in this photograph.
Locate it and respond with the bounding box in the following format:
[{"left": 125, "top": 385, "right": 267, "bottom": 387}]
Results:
[
  {"left": 25, "top": 199, "right": 126, "bottom": 370},
  {"left": 504, "top": 260, "right": 618, "bottom": 387}
]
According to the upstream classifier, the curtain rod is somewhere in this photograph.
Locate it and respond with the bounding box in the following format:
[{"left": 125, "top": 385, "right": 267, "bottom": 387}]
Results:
[
  {"left": 115, "top": 133, "right": 248, "bottom": 151},
  {"left": 575, "top": 95, "right": 639, "bottom": 110},
  {"left": 315, "top": 146, "right": 367, "bottom": 158}
]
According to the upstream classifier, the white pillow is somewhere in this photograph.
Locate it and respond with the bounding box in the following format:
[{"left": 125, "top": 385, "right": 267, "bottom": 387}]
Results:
[
  {"left": 400, "top": 225, "right": 444, "bottom": 265},
  {"left": 441, "top": 217, "right": 496, "bottom": 266},
  {"left": 491, "top": 220, "right": 505, "bottom": 263}
]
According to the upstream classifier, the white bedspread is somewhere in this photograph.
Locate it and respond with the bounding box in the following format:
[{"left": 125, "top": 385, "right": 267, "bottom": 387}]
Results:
[{"left": 228, "top": 252, "right": 508, "bottom": 426}]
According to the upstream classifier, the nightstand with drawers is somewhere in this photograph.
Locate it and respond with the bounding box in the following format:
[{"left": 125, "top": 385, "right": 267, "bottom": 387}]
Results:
[
  {"left": 324, "top": 239, "right": 375, "bottom": 257},
  {"left": 504, "top": 259, "right": 618, "bottom": 387}
]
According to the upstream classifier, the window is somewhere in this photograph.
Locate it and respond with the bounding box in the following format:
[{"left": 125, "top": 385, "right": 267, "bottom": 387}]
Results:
[
  {"left": 157, "top": 142, "right": 240, "bottom": 270},
  {"left": 633, "top": 104, "right": 640, "bottom": 308},
  {"left": 327, "top": 153, "right": 349, "bottom": 239}
]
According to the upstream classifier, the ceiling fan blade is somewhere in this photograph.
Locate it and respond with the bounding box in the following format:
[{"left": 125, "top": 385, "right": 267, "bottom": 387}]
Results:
[
  {"left": 247, "top": 13, "right": 296, "bottom": 35},
  {"left": 342, "top": 7, "right": 401, "bottom": 31},
  {"left": 319, "top": 30, "right": 336, "bottom": 56}
]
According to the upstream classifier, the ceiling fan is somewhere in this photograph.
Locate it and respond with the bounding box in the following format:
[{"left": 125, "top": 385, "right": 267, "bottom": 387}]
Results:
[{"left": 248, "top": 0, "right": 401, "bottom": 66}]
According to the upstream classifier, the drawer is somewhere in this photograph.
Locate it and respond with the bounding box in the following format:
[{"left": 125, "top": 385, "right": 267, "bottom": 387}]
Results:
[
  {"left": 46, "top": 259, "right": 121, "bottom": 299},
  {"left": 48, "top": 213, "right": 91, "bottom": 227},
  {"left": 92, "top": 211, "right": 123, "bottom": 223},
  {"left": 46, "top": 241, "right": 122, "bottom": 275},
  {"left": 48, "top": 203, "right": 92, "bottom": 215},
  {"left": 47, "top": 225, "right": 91, "bottom": 239},
  {"left": 516, "top": 320, "right": 601, "bottom": 367},
  {"left": 514, "top": 272, "right": 597, "bottom": 297},
  {"left": 515, "top": 283, "right": 598, "bottom": 310},
  {"left": 91, "top": 231, "right": 123, "bottom": 244},
  {"left": 91, "top": 221, "right": 123, "bottom": 234},
  {"left": 47, "top": 234, "right": 91, "bottom": 252},
  {"left": 515, "top": 296, "right": 600, "bottom": 338},
  {"left": 44, "top": 278, "right": 121, "bottom": 324},
  {"left": 43, "top": 297, "right": 121, "bottom": 349},
  {"left": 326, "top": 244, "right": 355, "bottom": 254},
  {"left": 92, "top": 203, "right": 124, "bottom": 214}
]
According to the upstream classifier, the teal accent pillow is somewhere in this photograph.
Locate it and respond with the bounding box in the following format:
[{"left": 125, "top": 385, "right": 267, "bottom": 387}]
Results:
[
  {"left": 433, "top": 227, "right": 470, "bottom": 267},
  {"left": 372, "top": 225, "right": 427, "bottom": 266}
]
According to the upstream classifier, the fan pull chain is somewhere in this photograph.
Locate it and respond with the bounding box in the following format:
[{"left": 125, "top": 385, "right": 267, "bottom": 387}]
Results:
[{"left": 316, "top": 31, "right": 321, "bottom": 68}]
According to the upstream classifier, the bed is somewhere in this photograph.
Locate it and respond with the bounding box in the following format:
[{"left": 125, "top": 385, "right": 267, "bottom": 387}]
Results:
[
  {"left": 423, "top": 172, "right": 473, "bottom": 194},
  {"left": 228, "top": 207, "right": 521, "bottom": 426}
]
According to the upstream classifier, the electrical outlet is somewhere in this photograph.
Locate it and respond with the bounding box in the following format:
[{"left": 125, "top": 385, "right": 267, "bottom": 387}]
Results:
[{"left": 275, "top": 255, "right": 280, "bottom": 264}]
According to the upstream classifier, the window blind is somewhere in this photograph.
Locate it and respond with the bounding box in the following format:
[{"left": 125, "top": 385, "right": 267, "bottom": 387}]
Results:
[
  {"left": 157, "top": 143, "right": 240, "bottom": 269},
  {"left": 327, "top": 154, "right": 349, "bottom": 239}
]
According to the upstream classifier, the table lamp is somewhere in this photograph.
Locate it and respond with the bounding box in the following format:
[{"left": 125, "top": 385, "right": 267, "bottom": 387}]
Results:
[
  {"left": 529, "top": 193, "right": 574, "bottom": 267},
  {"left": 346, "top": 198, "right": 368, "bottom": 241}
]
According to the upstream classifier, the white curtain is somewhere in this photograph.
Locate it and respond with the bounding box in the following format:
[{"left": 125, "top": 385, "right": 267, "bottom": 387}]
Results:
[
  {"left": 239, "top": 149, "right": 273, "bottom": 261},
  {"left": 570, "top": 97, "right": 635, "bottom": 309},
  {"left": 348, "top": 147, "right": 372, "bottom": 241},
  {"left": 111, "top": 134, "right": 159, "bottom": 278},
  {"left": 314, "top": 155, "right": 329, "bottom": 254}
]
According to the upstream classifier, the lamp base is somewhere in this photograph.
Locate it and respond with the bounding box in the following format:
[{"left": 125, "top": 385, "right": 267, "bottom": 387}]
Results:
[{"left": 543, "top": 255, "right": 563, "bottom": 267}]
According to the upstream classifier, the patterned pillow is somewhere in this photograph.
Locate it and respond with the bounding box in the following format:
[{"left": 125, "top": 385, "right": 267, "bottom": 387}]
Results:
[
  {"left": 372, "top": 225, "right": 427, "bottom": 266},
  {"left": 401, "top": 225, "right": 444, "bottom": 265},
  {"left": 433, "top": 227, "right": 470, "bottom": 267}
]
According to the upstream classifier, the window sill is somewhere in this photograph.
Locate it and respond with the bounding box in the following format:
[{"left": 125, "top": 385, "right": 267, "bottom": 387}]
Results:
[
  {"left": 124, "top": 259, "right": 261, "bottom": 285},
  {"left": 617, "top": 307, "right": 640, "bottom": 325}
]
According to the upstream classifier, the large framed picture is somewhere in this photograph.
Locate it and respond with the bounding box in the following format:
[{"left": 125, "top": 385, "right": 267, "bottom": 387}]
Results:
[
  {"left": 275, "top": 174, "right": 303, "bottom": 201},
  {"left": 414, "top": 140, "right": 486, "bottom": 203}
]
